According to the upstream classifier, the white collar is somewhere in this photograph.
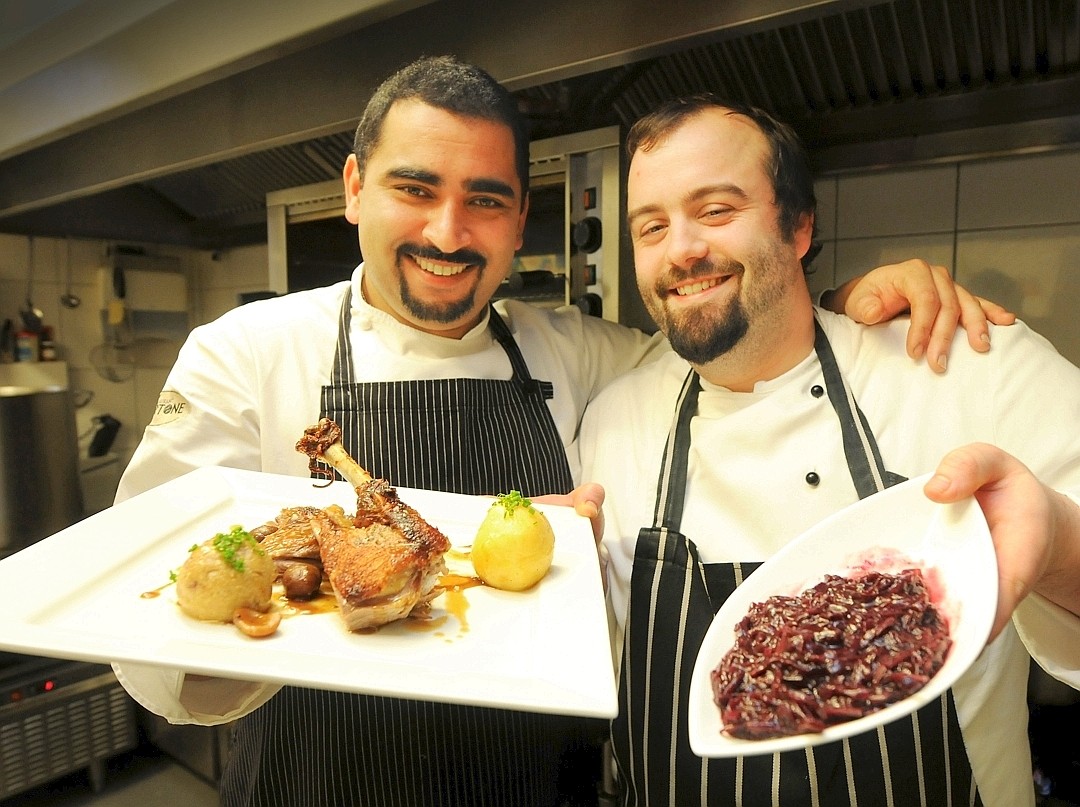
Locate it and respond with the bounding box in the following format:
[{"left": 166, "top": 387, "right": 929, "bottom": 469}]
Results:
[
  {"left": 696, "top": 350, "right": 820, "bottom": 418},
  {"left": 348, "top": 263, "right": 496, "bottom": 359}
]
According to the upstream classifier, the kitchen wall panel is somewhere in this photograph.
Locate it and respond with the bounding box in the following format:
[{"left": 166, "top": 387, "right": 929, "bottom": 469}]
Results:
[
  {"left": 821, "top": 147, "right": 1080, "bottom": 367},
  {"left": 834, "top": 235, "right": 955, "bottom": 289},
  {"left": 192, "top": 244, "right": 277, "bottom": 325},
  {"left": 958, "top": 151, "right": 1080, "bottom": 230},
  {"left": 957, "top": 225, "right": 1080, "bottom": 365},
  {"left": 0, "top": 234, "right": 193, "bottom": 506},
  {"left": 836, "top": 166, "right": 957, "bottom": 239}
]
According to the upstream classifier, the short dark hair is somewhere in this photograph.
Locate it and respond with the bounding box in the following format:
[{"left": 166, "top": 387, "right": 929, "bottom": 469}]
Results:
[
  {"left": 626, "top": 94, "right": 816, "bottom": 244},
  {"left": 353, "top": 55, "right": 530, "bottom": 206}
]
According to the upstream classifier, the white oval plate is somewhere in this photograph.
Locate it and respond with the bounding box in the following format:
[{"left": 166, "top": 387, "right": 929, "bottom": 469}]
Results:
[{"left": 688, "top": 473, "right": 997, "bottom": 757}]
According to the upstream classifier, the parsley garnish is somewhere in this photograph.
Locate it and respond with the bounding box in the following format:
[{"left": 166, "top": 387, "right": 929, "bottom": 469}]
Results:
[
  {"left": 496, "top": 490, "right": 533, "bottom": 515},
  {"left": 208, "top": 525, "right": 262, "bottom": 572}
]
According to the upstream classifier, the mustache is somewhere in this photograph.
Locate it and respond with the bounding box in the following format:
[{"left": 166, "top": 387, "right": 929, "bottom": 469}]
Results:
[
  {"left": 656, "top": 258, "right": 743, "bottom": 293},
  {"left": 399, "top": 243, "right": 487, "bottom": 270}
]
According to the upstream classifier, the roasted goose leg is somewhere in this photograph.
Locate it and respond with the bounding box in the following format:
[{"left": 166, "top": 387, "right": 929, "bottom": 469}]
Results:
[{"left": 295, "top": 418, "right": 451, "bottom": 630}]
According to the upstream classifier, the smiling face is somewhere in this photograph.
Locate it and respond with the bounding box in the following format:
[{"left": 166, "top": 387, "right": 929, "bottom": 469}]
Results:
[
  {"left": 626, "top": 107, "right": 815, "bottom": 389},
  {"left": 343, "top": 99, "right": 528, "bottom": 339}
]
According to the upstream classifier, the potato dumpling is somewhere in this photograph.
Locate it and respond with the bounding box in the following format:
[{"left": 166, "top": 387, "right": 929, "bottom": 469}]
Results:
[
  {"left": 176, "top": 526, "right": 275, "bottom": 622},
  {"left": 471, "top": 491, "right": 555, "bottom": 591}
]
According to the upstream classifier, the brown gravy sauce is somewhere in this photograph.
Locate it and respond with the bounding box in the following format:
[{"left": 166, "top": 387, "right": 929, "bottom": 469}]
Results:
[
  {"left": 146, "top": 573, "right": 484, "bottom": 636},
  {"left": 140, "top": 581, "right": 174, "bottom": 599}
]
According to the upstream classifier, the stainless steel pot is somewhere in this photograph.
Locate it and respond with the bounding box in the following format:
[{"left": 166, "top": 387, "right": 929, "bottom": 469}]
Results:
[{"left": 0, "top": 370, "right": 84, "bottom": 556}]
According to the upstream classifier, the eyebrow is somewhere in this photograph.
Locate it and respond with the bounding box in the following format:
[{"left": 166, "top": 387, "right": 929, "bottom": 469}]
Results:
[
  {"left": 467, "top": 177, "right": 517, "bottom": 199},
  {"left": 387, "top": 167, "right": 517, "bottom": 201},
  {"left": 626, "top": 183, "right": 749, "bottom": 228}
]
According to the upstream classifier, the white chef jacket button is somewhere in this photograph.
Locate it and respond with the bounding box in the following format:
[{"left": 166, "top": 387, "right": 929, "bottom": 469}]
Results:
[
  {"left": 805, "top": 471, "right": 820, "bottom": 486},
  {"left": 810, "top": 384, "right": 825, "bottom": 398},
  {"left": 355, "top": 312, "right": 373, "bottom": 330}
]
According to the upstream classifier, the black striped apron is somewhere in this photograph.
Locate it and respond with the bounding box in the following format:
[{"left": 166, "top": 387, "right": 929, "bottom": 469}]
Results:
[
  {"left": 220, "top": 290, "right": 603, "bottom": 807},
  {"left": 612, "top": 320, "right": 981, "bottom": 807}
]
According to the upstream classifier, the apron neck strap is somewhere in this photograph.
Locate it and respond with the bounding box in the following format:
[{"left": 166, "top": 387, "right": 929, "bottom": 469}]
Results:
[
  {"left": 650, "top": 369, "right": 700, "bottom": 531},
  {"left": 812, "top": 318, "right": 889, "bottom": 499},
  {"left": 488, "top": 305, "right": 555, "bottom": 400},
  {"left": 330, "top": 286, "right": 354, "bottom": 387}
]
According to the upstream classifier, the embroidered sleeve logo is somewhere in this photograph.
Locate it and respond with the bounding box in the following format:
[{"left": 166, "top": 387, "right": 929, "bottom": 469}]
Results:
[{"left": 150, "top": 391, "right": 190, "bottom": 426}]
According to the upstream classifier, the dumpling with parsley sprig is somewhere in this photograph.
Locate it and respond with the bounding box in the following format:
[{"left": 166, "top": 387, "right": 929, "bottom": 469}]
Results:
[
  {"left": 176, "top": 526, "right": 276, "bottom": 622},
  {"left": 471, "top": 491, "right": 555, "bottom": 591}
]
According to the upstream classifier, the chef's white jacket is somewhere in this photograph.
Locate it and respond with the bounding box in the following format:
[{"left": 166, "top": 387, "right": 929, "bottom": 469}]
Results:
[{"left": 579, "top": 308, "right": 1080, "bottom": 807}]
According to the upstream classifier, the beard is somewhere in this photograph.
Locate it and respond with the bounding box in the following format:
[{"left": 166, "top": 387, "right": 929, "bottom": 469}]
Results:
[
  {"left": 642, "top": 240, "right": 792, "bottom": 365},
  {"left": 666, "top": 293, "right": 749, "bottom": 365},
  {"left": 396, "top": 243, "right": 487, "bottom": 324}
]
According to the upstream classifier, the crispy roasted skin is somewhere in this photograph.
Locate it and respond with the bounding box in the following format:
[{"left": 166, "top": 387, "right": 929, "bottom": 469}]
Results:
[
  {"left": 353, "top": 478, "right": 452, "bottom": 553},
  {"left": 313, "top": 502, "right": 449, "bottom": 630},
  {"left": 294, "top": 418, "right": 452, "bottom": 630},
  {"left": 253, "top": 506, "right": 327, "bottom": 560}
]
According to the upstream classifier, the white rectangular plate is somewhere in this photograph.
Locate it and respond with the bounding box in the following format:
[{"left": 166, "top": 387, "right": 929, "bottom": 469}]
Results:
[{"left": 0, "top": 467, "right": 617, "bottom": 719}]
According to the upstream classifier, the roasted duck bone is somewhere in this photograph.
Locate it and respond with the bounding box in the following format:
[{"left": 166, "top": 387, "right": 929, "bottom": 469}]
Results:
[
  {"left": 296, "top": 418, "right": 372, "bottom": 488},
  {"left": 296, "top": 418, "right": 450, "bottom": 547},
  {"left": 296, "top": 418, "right": 444, "bottom": 539}
]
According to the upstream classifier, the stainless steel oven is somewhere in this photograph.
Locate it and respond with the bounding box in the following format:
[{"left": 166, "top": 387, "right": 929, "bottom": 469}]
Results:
[
  {"left": 0, "top": 651, "right": 137, "bottom": 800},
  {"left": 521, "top": 126, "right": 635, "bottom": 323}
]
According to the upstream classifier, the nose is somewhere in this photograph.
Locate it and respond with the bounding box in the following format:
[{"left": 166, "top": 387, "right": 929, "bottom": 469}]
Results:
[
  {"left": 665, "top": 219, "right": 709, "bottom": 269},
  {"left": 423, "top": 201, "right": 471, "bottom": 253}
]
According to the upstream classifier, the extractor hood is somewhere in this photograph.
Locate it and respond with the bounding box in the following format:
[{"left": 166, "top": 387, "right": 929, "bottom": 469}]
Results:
[{"left": 2, "top": 0, "right": 1079, "bottom": 249}]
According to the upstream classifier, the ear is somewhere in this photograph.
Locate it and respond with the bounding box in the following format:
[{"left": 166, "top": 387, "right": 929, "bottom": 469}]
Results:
[
  {"left": 793, "top": 212, "right": 815, "bottom": 261},
  {"left": 343, "top": 154, "right": 362, "bottom": 225},
  {"left": 515, "top": 193, "right": 530, "bottom": 251}
]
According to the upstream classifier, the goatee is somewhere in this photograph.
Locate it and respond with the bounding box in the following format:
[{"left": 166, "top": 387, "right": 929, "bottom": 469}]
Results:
[
  {"left": 667, "top": 302, "right": 749, "bottom": 365},
  {"left": 397, "top": 243, "right": 486, "bottom": 324},
  {"left": 646, "top": 258, "right": 749, "bottom": 364}
]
